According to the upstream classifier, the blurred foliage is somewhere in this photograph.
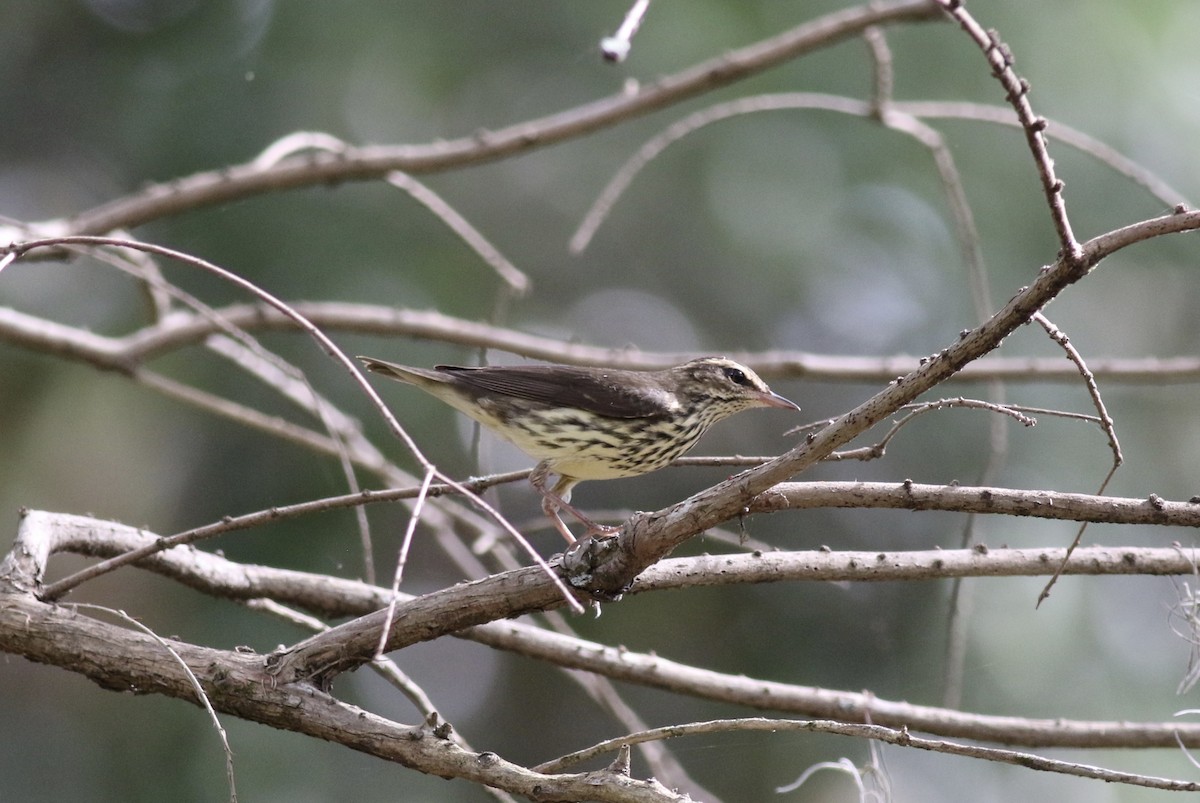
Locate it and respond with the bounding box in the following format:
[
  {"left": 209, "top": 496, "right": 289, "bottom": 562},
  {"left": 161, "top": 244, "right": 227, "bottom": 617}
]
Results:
[{"left": 2, "top": 1, "right": 1199, "bottom": 801}]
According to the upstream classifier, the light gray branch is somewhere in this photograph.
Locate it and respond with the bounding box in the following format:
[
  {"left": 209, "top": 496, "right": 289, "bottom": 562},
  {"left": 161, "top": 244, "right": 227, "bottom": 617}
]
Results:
[
  {"left": 0, "top": 0, "right": 941, "bottom": 241},
  {"left": 0, "top": 590, "right": 681, "bottom": 802},
  {"left": 749, "top": 481, "right": 1200, "bottom": 528},
  {"left": 5, "top": 301, "right": 1200, "bottom": 384},
  {"left": 7, "top": 509, "right": 1200, "bottom": 752}
]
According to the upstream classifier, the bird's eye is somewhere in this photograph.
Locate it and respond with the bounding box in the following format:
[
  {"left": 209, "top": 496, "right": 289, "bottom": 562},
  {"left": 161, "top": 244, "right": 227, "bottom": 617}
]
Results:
[{"left": 723, "top": 366, "right": 749, "bottom": 386}]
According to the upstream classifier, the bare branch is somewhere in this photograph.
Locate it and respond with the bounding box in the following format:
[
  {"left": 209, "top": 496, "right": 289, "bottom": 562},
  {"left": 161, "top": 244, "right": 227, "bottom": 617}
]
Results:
[
  {"left": 247, "top": 132, "right": 529, "bottom": 294},
  {"left": 896, "top": 100, "right": 1190, "bottom": 209},
  {"left": 934, "top": 0, "right": 1081, "bottom": 260},
  {"left": 15, "top": 508, "right": 1200, "bottom": 614},
  {"left": 0, "top": 592, "right": 682, "bottom": 802},
  {"left": 538, "top": 718, "right": 1200, "bottom": 792},
  {"left": 1031, "top": 312, "right": 1124, "bottom": 606},
  {"left": 3, "top": 0, "right": 942, "bottom": 241},
  {"left": 747, "top": 481, "right": 1200, "bottom": 528},
  {"left": 6, "top": 300, "right": 1200, "bottom": 384},
  {"left": 70, "top": 603, "right": 239, "bottom": 802},
  {"left": 10, "top": 509, "right": 1200, "bottom": 755},
  {"left": 3, "top": 4, "right": 1199, "bottom": 797},
  {"left": 565, "top": 210, "right": 1200, "bottom": 599},
  {"left": 600, "top": 0, "right": 652, "bottom": 63}
]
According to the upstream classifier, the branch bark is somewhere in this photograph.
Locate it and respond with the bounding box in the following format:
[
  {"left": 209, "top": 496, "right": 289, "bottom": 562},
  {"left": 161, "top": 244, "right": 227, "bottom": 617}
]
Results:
[
  {"left": 2, "top": 0, "right": 942, "bottom": 242},
  {"left": 0, "top": 590, "right": 687, "bottom": 802},
  {"left": 7, "top": 301, "right": 1200, "bottom": 383},
  {"left": 8, "top": 508, "right": 1200, "bottom": 752},
  {"left": 566, "top": 210, "right": 1200, "bottom": 598}
]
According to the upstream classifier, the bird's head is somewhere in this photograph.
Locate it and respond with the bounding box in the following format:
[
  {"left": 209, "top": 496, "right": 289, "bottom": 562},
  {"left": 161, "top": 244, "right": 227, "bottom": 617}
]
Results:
[{"left": 672, "top": 357, "right": 799, "bottom": 423}]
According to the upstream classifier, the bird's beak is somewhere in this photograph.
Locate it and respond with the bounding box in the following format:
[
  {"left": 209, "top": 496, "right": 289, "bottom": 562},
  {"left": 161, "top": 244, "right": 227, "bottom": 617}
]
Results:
[{"left": 759, "top": 391, "right": 800, "bottom": 412}]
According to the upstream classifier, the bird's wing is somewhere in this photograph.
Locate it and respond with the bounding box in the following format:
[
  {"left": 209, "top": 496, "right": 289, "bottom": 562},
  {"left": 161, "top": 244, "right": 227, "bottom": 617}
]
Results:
[{"left": 434, "top": 365, "right": 673, "bottom": 418}]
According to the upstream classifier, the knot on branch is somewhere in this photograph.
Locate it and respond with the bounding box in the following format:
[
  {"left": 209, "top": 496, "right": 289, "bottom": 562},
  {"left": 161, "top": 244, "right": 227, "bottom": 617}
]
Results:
[{"left": 561, "top": 531, "right": 636, "bottom": 601}]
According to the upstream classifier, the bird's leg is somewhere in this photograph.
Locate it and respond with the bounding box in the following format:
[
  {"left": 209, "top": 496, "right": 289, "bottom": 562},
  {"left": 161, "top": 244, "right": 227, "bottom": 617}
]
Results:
[
  {"left": 527, "top": 462, "right": 573, "bottom": 541},
  {"left": 529, "top": 463, "right": 617, "bottom": 543},
  {"left": 548, "top": 481, "right": 621, "bottom": 539}
]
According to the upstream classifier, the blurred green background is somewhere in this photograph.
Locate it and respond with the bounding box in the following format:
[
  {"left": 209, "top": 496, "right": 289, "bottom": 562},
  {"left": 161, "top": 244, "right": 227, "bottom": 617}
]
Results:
[{"left": 2, "top": 1, "right": 1199, "bottom": 800}]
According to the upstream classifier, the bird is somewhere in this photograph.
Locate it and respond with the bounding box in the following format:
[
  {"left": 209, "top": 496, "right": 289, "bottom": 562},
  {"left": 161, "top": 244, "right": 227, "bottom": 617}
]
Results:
[{"left": 359, "top": 355, "right": 800, "bottom": 543}]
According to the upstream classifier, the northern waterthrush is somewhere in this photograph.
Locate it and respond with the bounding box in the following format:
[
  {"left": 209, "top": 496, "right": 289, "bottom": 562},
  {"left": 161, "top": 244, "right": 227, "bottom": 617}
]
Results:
[{"left": 359, "top": 356, "right": 800, "bottom": 542}]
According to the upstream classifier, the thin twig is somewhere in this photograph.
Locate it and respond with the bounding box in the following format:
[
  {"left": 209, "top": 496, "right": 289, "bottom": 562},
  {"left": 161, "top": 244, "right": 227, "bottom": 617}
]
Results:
[
  {"left": 895, "top": 100, "right": 1190, "bottom": 208},
  {"left": 535, "top": 717, "right": 1200, "bottom": 791},
  {"left": 600, "top": 0, "right": 652, "bottom": 63},
  {"left": 243, "top": 596, "right": 523, "bottom": 803},
  {"left": 1032, "top": 311, "right": 1123, "bottom": 607},
  {"left": 375, "top": 469, "right": 436, "bottom": 660},
  {"left": 70, "top": 603, "right": 239, "bottom": 802},
  {"left": 71, "top": 240, "right": 383, "bottom": 582},
  {"left": 253, "top": 133, "right": 529, "bottom": 294},
  {"left": 934, "top": 1, "right": 1081, "bottom": 261}
]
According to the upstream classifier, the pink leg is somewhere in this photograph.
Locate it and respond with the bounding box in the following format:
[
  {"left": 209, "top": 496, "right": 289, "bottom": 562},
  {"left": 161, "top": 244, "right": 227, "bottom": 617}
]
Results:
[{"left": 529, "top": 463, "right": 617, "bottom": 543}]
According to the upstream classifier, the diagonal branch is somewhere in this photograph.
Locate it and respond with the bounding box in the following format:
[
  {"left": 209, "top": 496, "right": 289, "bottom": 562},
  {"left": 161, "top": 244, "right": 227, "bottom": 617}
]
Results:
[
  {"left": 569, "top": 209, "right": 1200, "bottom": 597},
  {"left": 6, "top": 0, "right": 943, "bottom": 241},
  {"left": 934, "top": 0, "right": 1080, "bottom": 259},
  {"left": 0, "top": 591, "right": 683, "bottom": 802}
]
